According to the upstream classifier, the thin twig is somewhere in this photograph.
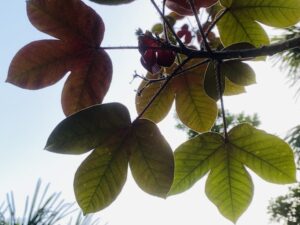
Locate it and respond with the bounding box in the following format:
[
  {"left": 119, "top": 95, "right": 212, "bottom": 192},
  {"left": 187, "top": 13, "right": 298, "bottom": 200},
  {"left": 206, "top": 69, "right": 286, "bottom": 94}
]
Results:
[
  {"left": 150, "top": 0, "right": 186, "bottom": 49},
  {"left": 162, "top": 0, "right": 169, "bottom": 43},
  {"left": 215, "top": 60, "right": 228, "bottom": 141},
  {"left": 187, "top": 0, "right": 212, "bottom": 55},
  {"left": 135, "top": 59, "right": 210, "bottom": 86},
  {"left": 100, "top": 36, "right": 300, "bottom": 62},
  {"left": 205, "top": 8, "right": 229, "bottom": 38}
]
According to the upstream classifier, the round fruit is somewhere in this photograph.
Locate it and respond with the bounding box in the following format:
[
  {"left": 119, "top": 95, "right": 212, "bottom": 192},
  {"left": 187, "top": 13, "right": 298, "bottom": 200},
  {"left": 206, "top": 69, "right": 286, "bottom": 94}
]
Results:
[{"left": 156, "top": 49, "right": 176, "bottom": 67}]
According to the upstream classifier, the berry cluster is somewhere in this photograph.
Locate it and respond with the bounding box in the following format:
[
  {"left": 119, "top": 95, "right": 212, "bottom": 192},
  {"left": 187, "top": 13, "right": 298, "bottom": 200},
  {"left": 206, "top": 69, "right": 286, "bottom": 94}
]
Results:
[{"left": 138, "top": 32, "right": 176, "bottom": 74}]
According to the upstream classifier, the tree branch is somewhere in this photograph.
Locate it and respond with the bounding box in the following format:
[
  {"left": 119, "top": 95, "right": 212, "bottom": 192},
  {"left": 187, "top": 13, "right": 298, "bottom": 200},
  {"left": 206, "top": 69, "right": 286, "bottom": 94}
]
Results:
[{"left": 101, "top": 36, "right": 300, "bottom": 62}]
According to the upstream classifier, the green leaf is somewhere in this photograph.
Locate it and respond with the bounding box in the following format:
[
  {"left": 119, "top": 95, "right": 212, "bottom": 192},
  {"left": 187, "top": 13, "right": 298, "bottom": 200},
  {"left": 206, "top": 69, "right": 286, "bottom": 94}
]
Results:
[
  {"left": 204, "top": 62, "right": 225, "bottom": 101},
  {"left": 221, "top": 61, "right": 256, "bottom": 86},
  {"left": 228, "top": 0, "right": 300, "bottom": 28},
  {"left": 90, "top": 0, "right": 135, "bottom": 5},
  {"left": 203, "top": 61, "right": 253, "bottom": 100},
  {"left": 228, "top": 124, "right": 297, "bottom": 183},
  {"left": 135, "top": 62, "right": 217, "bottom": 132},
  {"left": 74, "top": 138, "right": 129, "bottom": 214},
  {"left": 169, "top": 133, "right": 224, "bottom": 195},
  {"left": 205, "top": 152, "right": 253, "bottom": 222},
  {"left": 129, "top": 119, "right": 174, "bottom": 197},
  {"left": 218, "top": 0, "right": 300, "bottom": 46},
  {"left": 223, "top": 77, "right": 246, "bottom": 96},
  {"left": 171, "top": 123, "right": 296, "bottom": 222},
  {"left": 135, "top": 73, "right": 174, "bottom": 123},
  {"left": 45, "top": 103, "right": 131, "bottom": 154},
  {"left": 217, "top": 11, "right": 269, "bottom": 47},
  {"left": 174, "top": 66, "right": 218, "bottom": 133}
]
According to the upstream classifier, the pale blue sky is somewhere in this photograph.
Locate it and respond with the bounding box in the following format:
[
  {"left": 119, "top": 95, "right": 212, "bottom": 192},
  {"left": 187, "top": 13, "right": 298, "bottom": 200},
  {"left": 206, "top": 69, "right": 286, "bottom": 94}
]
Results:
[{"left": 1, "top": 1, "right": 300, "bottom": 225}]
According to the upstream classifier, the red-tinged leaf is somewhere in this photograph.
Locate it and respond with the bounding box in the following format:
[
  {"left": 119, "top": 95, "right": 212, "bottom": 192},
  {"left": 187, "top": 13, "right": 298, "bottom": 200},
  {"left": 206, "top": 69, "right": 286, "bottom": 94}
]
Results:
[
  {"left": 62, "top": 50, "right": 112, "bottom": 116},
  {"left": 6, "top": 40, "right": 81, "bottom": 89},
  {"left": 27, "top": 0, "right": 104, "bottom": 47}
]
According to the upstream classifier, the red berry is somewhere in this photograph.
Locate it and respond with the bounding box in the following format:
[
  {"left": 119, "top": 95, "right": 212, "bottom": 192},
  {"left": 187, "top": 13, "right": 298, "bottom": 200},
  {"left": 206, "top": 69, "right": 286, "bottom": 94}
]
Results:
[
  {"left": 156, "top": 49, "right": 176, "bottom": 67},
  {"left": 184, "top": 31, "right": 192, "bottom": 44},
  {"left": 143, "top": 49, "right": 156, "bottom": 67},
  {"left": 181, "top": 24, "right": 189, "bottom": 31},
  {"left": 177, "top": 30, "right": 185, "bottom": 38}
]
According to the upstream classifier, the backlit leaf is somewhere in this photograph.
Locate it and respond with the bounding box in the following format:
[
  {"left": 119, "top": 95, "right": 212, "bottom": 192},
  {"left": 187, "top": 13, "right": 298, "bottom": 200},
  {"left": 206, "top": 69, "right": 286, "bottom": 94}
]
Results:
[
  {"left": 171, "top": 124, "right": 296, "bottom": 222},
  {"left": 62, "top": 50, "right": 112, "bottom": 116},
  {"left": 8, "top": 0, "right": 112, "bottom": 115},
  {"left": 223, "top": 77, "right": 246, "bottom": 96},
  {"left": 204, "top": 62, "right": 225, "bottom": 101},
  {"left": 169, "top": 133, "right": 224, "bottom": 195},
  {"left": 135, "top": 73, "right": 174, "bottom": 123},
  {"left": 217, "top": 11, "right": 269, "bottom": 47},
  {"left": 27, "top": 0, "right": 104, "bottom": 46},
  {"left": 205, "top": 153, "right": 254, "bottom": 222},
  {"left": 217, "top": 0, "right": 300, "bottom": 47},
  {"left": 221, "top": 61, "right": 256, "bottom": 86},
  {"left": 227, "top": 0, "right": 300, "bottom": 28},
  {"left": 74, "top": 138, "right": 129, "bottom": 214},
  {"left": 45, "top": 103, "right": 131, "bottom": 154},
  {"left": 135, "top": 62, "right": 218, "bottom": 131},
  {"left": 174, "top": 66, "right": 218, "bottom": 132},
  {"left": 228, "top": 124, "right": 296, "bottom": 183},
  {"left": 6, "top": 40, "right": 75, "bottom": 89},
  {"left": 129, "top": 119, "right": 174, "bottom": 197},
  {"left": 90, "top": 0, "right": 135, "bottom": 5}
]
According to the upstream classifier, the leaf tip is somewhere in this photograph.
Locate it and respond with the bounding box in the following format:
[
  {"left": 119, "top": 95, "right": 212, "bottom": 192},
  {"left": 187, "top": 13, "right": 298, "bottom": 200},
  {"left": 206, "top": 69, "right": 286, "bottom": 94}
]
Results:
[
  {"left": 5, "top": 77, "right": 11, "bottom": 83},
  {"left": 44, "top": 143, "right": 53, "bottom": 152}
]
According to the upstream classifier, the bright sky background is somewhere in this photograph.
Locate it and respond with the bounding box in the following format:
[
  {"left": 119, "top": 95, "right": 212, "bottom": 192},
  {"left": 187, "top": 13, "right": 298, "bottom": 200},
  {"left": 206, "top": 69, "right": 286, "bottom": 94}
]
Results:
[{"left": 1, "top": 1, "right": 300, "bottom": 225}]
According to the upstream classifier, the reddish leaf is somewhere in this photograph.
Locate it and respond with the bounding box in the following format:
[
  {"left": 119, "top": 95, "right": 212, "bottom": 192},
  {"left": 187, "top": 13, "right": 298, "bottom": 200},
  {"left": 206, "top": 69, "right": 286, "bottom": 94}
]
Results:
[
  {"left": 61, "top": 50, "right": 112, "bottom": 116},
  {"left": 27, "top": 0, "right": 104, "bottom": 47},
  {"left": 6, "top": 40, "right": 81, "bottom": 89},
  {"left": 7, "top": 0, "right": 112, "bottom": 115}
]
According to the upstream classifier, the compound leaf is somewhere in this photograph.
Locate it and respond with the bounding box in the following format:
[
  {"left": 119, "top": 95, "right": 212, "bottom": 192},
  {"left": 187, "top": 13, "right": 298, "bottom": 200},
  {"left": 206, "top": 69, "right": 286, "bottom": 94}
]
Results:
[
  {"left": 45, "top": 103, "right": 131, "bottom": 154},
  {"left": 8, "top": 0, "right": 112, "bottom": 116},
  {"left": 171, "top": 123, "right": 296, "bottom": 222},
  {"left": 129, "top": 119, "right": 174, "bottom": 197}
]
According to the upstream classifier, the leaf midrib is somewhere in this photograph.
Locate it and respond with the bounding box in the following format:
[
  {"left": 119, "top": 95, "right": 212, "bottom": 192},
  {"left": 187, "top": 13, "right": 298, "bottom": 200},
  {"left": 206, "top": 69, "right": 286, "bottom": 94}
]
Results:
[
  {"left": 172, "top": 142, "right": 224, "bottom": 192},
  {"left": 84, "top": 132, "right": 129, "bottom": 211}
]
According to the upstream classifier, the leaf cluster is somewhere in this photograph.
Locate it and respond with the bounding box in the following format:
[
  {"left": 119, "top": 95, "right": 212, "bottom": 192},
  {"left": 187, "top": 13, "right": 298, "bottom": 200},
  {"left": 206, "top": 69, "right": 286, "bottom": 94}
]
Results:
[{"left": 5, "top": 0, "right": 300, "bottom": 223}]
